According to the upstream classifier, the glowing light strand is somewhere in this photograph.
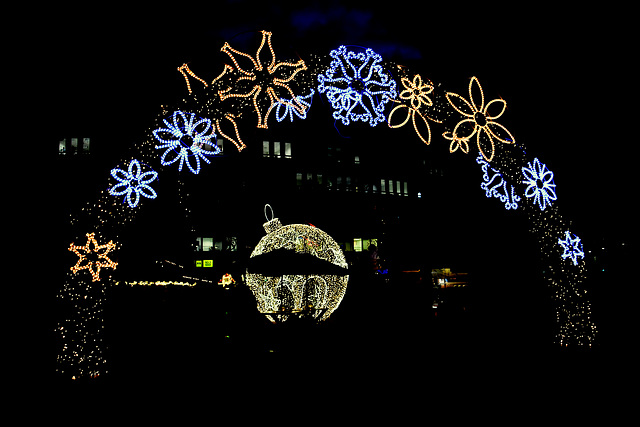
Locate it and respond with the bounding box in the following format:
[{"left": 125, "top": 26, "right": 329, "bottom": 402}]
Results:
[
  {"left": 475, "top": 154, "right": 520, "bottom": 210},
  {"left": 276, "top": 89, "right": 315, "bottom": 122},
  {"left": 317, "top": 45, "right": 397, "bottom": 127},
  {"left": 108, "top": 159, "right": 158, "bottom": 208}
]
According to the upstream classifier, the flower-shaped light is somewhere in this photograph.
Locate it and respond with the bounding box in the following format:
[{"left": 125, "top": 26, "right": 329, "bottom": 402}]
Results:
[
  {"left": 558, "top": 230, "right": 585, "bottom": 266},
  {"left": 153, "top": 110, "right": 220, "bottom": 174},
  {"left": 69, "top": 233, "right": 118, "bottom": 282},
  {"left": 317, "top": 45, "right": 397, "bottom": 127},
  {"left": 275, "top": 89, "right": 315, "bottom": 122},
  {"left": 388, "top": 74, "right": 441, "bottom": 144},
  {"left": 219, "top": 30, "right": 308, "bottom": 129},
  {"left": 108, "top": 159, "right": 158, "bottom": 208},
  {"left": 522, "top": 157, "right": 557, "bottom": 211},
  {"left": 444, "top": 76, "right": 515, "bottom": 161}
]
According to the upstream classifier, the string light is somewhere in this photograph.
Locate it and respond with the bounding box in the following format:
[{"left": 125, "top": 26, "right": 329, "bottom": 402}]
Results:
[
  {"left": 522, "top": 157, "right": 557, "bottom": 211},
  {"left": 68, "top": 232, "right": 118, "bottom": 282},
  {"left": 475, "top": 153, "right": 520, "bottom": 210},
  {"left": 558, "top": 230, "right": 585, "bottom": 266},
  {"left": 275, "top": 89, "right": 315, "bottom": 122},
  {"left": 177, "top": 63, "right": 208, "bottom": 94},
  {"left": 108, "top": 159, "right": 158, "bottom": 208},
  {"left": 444, "top": 76, "right": 515, "bottom": 162},
  {"left": 153, "top": 110, "right": 221, "bottom": 174},
  {"left": 219, "top": 30, "right": 309, "bottom": 129},
  {"left": 245, "top": 206, "right": 349, "bottom": 323},
  {"left": 388, "top": 74, "right": 442, "bottom": 144},
  {"left": 317, "top": 45, "right": 397, "bottom": 126}
]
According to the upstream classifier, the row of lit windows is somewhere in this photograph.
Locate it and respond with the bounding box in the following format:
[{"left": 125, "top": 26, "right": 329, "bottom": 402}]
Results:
[
  {"left": 262, "top": 140, "right": 292, "bottom": 158},
  {"left": 58, "top": 137, "right": 91, "bottom": 155},
  {"left": 296, "top": 172, "right": 411, "bottom": 196},
  {"left": 194, "top": 236, "right": 238, "bottom": 252}
]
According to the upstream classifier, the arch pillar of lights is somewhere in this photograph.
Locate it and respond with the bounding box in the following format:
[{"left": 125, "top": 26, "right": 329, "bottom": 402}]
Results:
[{"left": 57, "top": 30, "right": 597, "bottom": 380}]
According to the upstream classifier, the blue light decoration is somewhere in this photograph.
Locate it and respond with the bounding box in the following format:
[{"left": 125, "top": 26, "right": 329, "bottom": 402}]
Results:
[
  {"left": 275, "top": 90, "right": 315, "bottom": 122},
  {"left": 558, "top": 230, "right": 585, "bottom": 266},
  {"left": 153, "top": 110, "right": 221, "bottom": 174},
  {"left": 108, "top": 159, "right": 158, "bottom": 208},
  {"left": 475, "top": 154, "right": 520, "bottom": 210},
  {"left": 522, "top": 157, "right": 557, "bottom": 211},
  {"left": 317, "top": 45, "right": 397, "bottom": 126}
]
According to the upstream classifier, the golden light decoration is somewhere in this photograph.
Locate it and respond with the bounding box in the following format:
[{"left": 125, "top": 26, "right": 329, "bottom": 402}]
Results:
[
  {"left": 444, "top": 76, "right": 515, "bottom": 162},
  {"left": 245, "top": 206, "right": 349, "bottom": 324},
  {"left": 388, "top": 74, "right": 442, "bottom": 144},
  {"left": 219, "top": 30, "right": 308, "bottom": 129},
  {"left": 68, "top": 232, "right": 118, "bottom": 282}
]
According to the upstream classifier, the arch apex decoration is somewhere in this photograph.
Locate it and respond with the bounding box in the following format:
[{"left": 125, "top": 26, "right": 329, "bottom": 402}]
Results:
[{"left": 57, "top": 30, "right": 597, "bottom": 380}]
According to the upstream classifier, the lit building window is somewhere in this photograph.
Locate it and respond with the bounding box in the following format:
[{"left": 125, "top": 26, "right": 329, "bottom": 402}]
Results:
[
  {"left": 285, "top": 142, "right": 292, "bottom": 158},
  {"left": 381, "top": 179, "right": 386, "bottom": 194},
  {"left": 354, "top": 238, "right": 363, "bottom": 252},
  {"left": 388, "top": 179, "right": 394, "bottom": 195},
  {"left": 354, "top": 155, "right": 360, "bottom": 164},
  {"left": 263, "top": 140, "right": 270, "bottom": 157},
  {"left": 274, "top": 141, "right": 281, "bottom": 158},
  {"left": 296, "top": 173, "right": 303, "bottom": 187},
  {"left": 404, "top": 181, "right": 408, "bottom": 196},
  {"left": 317, "top": 173, "right": 323, "bottom": 185},
  {"left": 195, "top": 237, "right": 214, "bottom": 252},
  {"left": 396, "top": 180, "right": 401, "bottom": 195}
]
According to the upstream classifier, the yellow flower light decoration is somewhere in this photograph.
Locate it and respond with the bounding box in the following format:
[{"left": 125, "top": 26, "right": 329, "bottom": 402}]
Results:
[
  {"left": 388, "top": 74, "right": 441, "bottom": 144},
  {"left": 444, "top": 76, "right": 515, "bottom": 162},
  {"left": 69, "top": 233, "right": 118, "bottom": 282},
  {"left": 219, "top": 30, "right": 308, "bottom": 130}
]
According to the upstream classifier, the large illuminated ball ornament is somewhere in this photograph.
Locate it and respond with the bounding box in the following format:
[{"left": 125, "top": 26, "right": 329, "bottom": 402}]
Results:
[{"left": 246, "top": 206, "right": 349, "bottom": 324}]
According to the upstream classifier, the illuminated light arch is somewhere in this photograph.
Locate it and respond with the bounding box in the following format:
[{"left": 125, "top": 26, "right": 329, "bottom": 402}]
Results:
[{"left": 58, "top": 29, "right": 599, "bottom": 379}]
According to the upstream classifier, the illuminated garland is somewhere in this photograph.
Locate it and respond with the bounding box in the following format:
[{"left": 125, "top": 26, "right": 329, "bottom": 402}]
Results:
[
  {"left": 522, "top": 157, "right": 557, "bottom": 211},
  {"left": 108, "top": 159, "right": 158, "bottom": 208},
  {"left": 317, "top": 45, "right": 397, "bottom": 126},
  {"left": 475, "top": 153, "right": 520, "bottom": 210},
  {"left": 153, "top": 110, "right": 221, "bottom": 174}
]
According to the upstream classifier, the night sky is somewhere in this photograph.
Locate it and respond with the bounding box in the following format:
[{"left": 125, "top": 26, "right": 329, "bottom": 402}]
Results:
[{"left": 29, "top": 1, "right": 638, "bottom": 393}]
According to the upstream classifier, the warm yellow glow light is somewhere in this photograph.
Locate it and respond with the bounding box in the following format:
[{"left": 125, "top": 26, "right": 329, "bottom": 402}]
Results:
[
  {"left": 444, "top": 76, "right": 515, "bottom": 162},
  {"left": 68, "top": 233, "right": 118, "bottom": 282}
]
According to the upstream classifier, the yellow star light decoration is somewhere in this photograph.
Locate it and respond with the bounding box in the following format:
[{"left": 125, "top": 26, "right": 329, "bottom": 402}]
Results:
[
  {"left": 69, "top": 232, "right": 118, "bottom": 282},
  {"left": 444, "top": 76, "right": 515, "bottom": 162},
  {"left": 219, "top": 30, "right": 308, "bottom": 130},
  {"left": 388, "top": 74, "right": 442, "bottom": 144}
]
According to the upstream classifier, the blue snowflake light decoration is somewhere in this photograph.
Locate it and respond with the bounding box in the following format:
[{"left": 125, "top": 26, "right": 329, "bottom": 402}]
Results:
[
  {"left": 522, "top": 157, "right": 557, "bottom": 211},
  {"left": 275, "top": 90, "right": 315, "bottom": 122},
  {"left": 558, "top": 230, "right": 585, "bottom": 266},
  {"left": 476, "top": 154, "right": 520, "bottom": 210},
  {"left": 153, "top": 111, "right": 221, "bottom": 174},
  {"left": 109, "top": 159, "right": 158, "bottom": 208},
  {"left": 317, "top": 46, "right": 397, "bottom": 126}
]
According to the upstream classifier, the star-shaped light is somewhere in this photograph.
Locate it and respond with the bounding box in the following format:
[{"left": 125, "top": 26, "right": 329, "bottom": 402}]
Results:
[
  {"left": 558, "top": 230, "right": 585, "bottom": 266},
  {"left": 69, "top": 233, "right": 118, "bottom": 282},
  {"left": 219, "top": 30, "right": 308, "bottom": 129}
]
